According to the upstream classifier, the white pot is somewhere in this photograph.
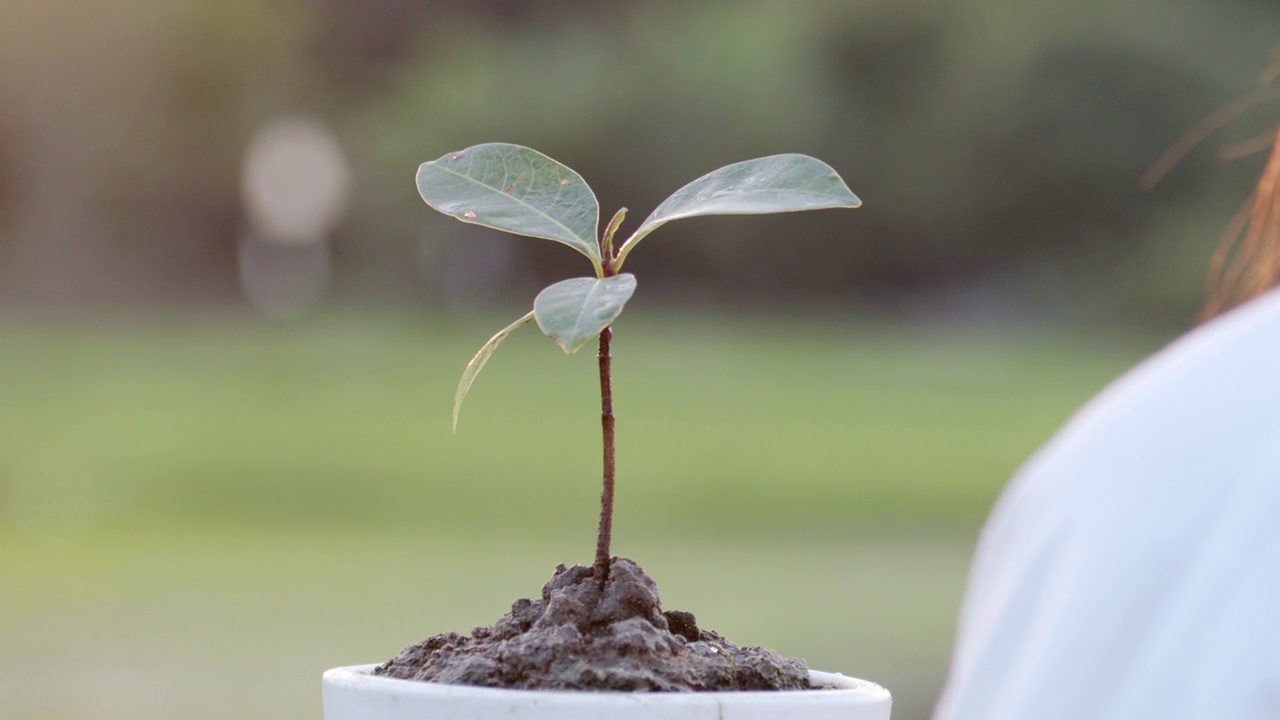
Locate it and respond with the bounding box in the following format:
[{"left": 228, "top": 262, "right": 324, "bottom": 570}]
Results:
[{"left": 323, "top": 664, "right": 890, "bottom": 719}]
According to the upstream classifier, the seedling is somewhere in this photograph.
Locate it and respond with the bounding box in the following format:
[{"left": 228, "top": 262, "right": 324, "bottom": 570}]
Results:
[{"left": 416, "top": 143, "right": 860, "bottom": 586}]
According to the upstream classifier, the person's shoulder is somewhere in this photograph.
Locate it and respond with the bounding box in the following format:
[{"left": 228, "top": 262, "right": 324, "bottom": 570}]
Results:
[
  {"left": 936, "top": 289, "right": 1280, "bottom": 720},
  {"left": 983, "top": 288, "right": 1280, "bottom": 550},
  {"left": 1033, "top": 287, "right": 1280, "bottom": 474},
  {"left": 1127, "top": 288, "right": 1280, "bottom": 399}
]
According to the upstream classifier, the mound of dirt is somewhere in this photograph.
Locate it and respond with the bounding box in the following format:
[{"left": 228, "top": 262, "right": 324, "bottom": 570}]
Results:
[{"left": 376, "top": 557, "right": 809, "bottom": 692}]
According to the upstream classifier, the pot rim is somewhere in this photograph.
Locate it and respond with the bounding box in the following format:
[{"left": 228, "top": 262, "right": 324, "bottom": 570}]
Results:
[{"left": 323, "top": 663, "right": 891, "bottom": 707}]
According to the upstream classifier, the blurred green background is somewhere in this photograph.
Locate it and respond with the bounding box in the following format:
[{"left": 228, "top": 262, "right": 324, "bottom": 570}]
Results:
[{"left": 1, "top": 1, "right": 1277, "bottom": 719}]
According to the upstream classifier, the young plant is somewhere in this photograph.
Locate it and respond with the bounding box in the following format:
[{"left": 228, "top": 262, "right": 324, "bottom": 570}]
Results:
[{"left": 416, "top": 143, "right": 860, "bottom": 585}]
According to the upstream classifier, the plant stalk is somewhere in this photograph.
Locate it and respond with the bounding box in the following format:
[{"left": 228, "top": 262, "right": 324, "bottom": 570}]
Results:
[
  {"left": 593, "top": 325, "right": 616, "bottom": 586},
  {"left": 593, "top": 242, "right": 619, "bottom": 587}
]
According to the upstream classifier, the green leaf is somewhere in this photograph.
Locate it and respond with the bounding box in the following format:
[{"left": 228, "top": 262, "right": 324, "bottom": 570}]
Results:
[
  {"left": 615, "top": 154, "right": 860, "bottom": 268},
  {"left": 417, "top": 143, "right": 602, "bottom": 272},
  {"left": 534, "top": 275, "right": 638, "bottom": 354},
  {"left": 453, "top": 310, "right": 536, "bottom": 432}
]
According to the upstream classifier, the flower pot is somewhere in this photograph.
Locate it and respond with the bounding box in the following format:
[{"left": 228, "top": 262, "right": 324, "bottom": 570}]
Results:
[{"left": 323, "top": 663, "right": 891, "bottom": 720}]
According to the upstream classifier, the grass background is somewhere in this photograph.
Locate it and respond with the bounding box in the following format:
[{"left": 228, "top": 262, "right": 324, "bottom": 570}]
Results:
[{"left": 0, "top": 311, "right": 1166, "bottom": 719}]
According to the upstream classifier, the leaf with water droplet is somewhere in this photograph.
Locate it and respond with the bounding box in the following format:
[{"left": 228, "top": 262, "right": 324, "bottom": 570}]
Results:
[{"left": 417, "top": 143, "right": 601, "bottom": 272}]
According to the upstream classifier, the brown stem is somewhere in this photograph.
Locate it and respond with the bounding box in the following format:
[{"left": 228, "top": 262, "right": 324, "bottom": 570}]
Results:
[{"left": 593, "top": 325, "right": 616, "bottom": 586}]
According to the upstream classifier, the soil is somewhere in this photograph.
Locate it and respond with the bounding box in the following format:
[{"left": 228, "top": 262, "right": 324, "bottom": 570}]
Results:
[{"left": 375, "top": 557, "right": 810, "bottom": 692}]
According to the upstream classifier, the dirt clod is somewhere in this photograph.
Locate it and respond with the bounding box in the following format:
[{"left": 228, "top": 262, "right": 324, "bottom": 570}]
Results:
[{"left": 375, "top": 557, "right": 810, "bottom": 692}]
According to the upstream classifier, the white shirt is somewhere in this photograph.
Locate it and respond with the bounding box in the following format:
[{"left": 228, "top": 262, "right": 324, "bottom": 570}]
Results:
[{"left": 934, "top": 289, "right": 1280, "bottom": 720}]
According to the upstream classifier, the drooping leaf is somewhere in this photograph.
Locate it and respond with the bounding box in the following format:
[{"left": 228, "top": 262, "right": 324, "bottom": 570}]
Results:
[
  {"left": 417, "top": 143, "right": 602, "bottom": 272},
  {"left": 615, "top": 154, "right": 860, "bottom": 267},
  {"left": 534, "top": 275, "right": 638, "bottom": 354},
  {"left": 453, "top": 310, "right": 536, "bottom": 432}
]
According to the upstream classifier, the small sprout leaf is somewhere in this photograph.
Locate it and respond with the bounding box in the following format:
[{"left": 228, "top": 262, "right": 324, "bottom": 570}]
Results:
[
  {"left": 453, "top": 310, "right": 536, "bottom": 432},
  {"left": 615, "top": 154, "right": 860, "bottom": 267},
  {"left": 601, "top": 207, "right": 627, "bottom": 258},
  {"left": 417, "top": 143, "right": 602, "bottom": 271},
  {"left": 534, "top": 275, "right": 638, "bottom": 354}
]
